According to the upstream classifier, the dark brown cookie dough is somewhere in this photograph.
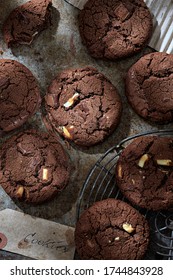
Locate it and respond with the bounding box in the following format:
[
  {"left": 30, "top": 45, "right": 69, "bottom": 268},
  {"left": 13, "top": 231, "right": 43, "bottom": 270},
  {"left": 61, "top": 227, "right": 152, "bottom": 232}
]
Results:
[
  {"left": 0, "top": 59, "right": 40, "bottom": 134},
  {"left": 0, "top": 130, "right": 70, "bottom": 204},
  {"left": 116, "top": 136, "right": 173, "bottom": 211},
  {"left": 75, "top": 198, "right": 149, "bottom": 259},
  {"left": 3, "top": 0, "right": 52, "bottom": 47},
  {"left": 44, "top": 67, "right": 122, "bottom": 146},
  {"left": 79, "top": 0, "right": 153, "bottom": 60},
  {"left": 125, "top": 52, "right": 173, "bottom": 123}
]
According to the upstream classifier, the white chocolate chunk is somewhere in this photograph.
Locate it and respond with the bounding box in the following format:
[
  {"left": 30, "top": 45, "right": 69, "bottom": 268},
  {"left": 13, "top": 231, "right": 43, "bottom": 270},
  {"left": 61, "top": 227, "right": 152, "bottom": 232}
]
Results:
[
  {"left": 138, "top": 154, "right": 149, "bottom": 168},
  {"left": 62, "top": 126, "right": 74, "bottom": 139},
  {"left": 42, "top": 168, "right": 48, "bottom": 181},
  {"left": 16, "top": 186, "right": 24, "bottom": 198},
  {"left": 114, "top": 237, "right": 120, "bottom": 241},
  {"left": 122, "top": 223, "right": 135, "bottom": 233},
  {"left": 118, "top": 165, "right": 122, "bottom": 178},
  {"left": 131, "top": 179, "right": 135, "bottom": 184},
  {"left": 63, "top": 92, "right": 79, "bottom": 108},
  {"left": 156, "top": 159, "right": 173, "bottom": 166}
]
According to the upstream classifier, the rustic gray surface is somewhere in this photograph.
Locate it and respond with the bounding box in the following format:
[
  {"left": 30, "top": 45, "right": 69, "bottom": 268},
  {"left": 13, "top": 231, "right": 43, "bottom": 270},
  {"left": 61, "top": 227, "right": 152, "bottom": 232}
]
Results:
[{"left": 0, "top": 0, "right": 172, "bottom": 259}]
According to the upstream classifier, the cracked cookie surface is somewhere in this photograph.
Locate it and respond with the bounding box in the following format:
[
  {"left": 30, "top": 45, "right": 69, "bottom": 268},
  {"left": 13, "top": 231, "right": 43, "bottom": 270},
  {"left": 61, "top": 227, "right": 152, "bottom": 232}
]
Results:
[
  {"left": 44, "top": 66, "right": 122, "bottom": 146},
  {"left": 126, "top": 52, "right": 173, "bottom": 123},
  {"left": 0, "top": 130, "right": 70, "bottom": 204},
  {"left": 116, "top": 136, "right": 173, "bottom": 211},
  {"left": 79, "top": 0, "right": 153, "bottom": 60},
  {"left": 0, "top": 59, "right": 40, "bottom": 134},
  {"left": 75, "top": 198, "right": 149, "bottom": 259},
  {"left": 3, "top": 0, "right": 52, "bottom": 47}
]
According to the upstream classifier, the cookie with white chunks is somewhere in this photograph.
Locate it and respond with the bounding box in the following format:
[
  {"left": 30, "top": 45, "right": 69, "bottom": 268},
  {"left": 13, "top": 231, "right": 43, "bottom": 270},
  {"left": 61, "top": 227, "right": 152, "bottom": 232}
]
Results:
[
  {"left": 3, "top": 0, "right": 52, "bottom": 47},
  {"left": 0, "top": 130, "right": 70, "bottom": 204},
  {"left": 44, "top": 66, "right": 122, "bottom": 146},
  {"left": 79, "top": 0, "right": 153, "bottom": 60},
  {"left": 125, "top": 52, "right": 173, "bottom": 123},
  {"left": 116, "top": 136, "right": 173, "bottom": 211},
  {"left": 75, "top": 198, "right": 149, "bottom": 259},
  {"left": 0, "top": 59, "right": 40, "bottom": 134}
]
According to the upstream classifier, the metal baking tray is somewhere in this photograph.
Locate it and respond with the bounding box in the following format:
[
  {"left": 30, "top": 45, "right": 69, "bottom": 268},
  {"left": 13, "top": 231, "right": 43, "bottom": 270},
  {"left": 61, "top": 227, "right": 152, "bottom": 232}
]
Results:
[
  {"left": 76, "top": 130, "right": 173, "bottom": 260},
  {"left": 1, "top": 0, "right": 173, "bottom": 260}
]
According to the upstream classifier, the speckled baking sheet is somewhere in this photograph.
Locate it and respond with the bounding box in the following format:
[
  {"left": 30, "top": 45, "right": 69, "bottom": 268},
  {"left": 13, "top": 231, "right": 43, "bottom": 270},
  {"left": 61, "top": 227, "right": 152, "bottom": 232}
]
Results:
[{"left": 0, "top": 0, "right": 173, "bottom": 260}]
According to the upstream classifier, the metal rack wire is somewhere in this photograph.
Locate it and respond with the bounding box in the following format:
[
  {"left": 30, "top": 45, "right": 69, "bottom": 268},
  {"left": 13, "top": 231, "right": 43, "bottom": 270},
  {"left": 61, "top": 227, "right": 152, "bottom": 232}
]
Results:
[{"left": 76, "top": 129, "right": 173, "bottom": 260}]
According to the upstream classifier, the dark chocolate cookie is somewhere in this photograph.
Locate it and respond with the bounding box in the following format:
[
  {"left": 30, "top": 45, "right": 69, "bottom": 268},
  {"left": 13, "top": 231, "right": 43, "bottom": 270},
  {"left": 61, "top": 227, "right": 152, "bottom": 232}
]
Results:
[
  {"left": 0, "top": 59, "right": 40, "bottom": 134},
  {"left": 75, "top": 198, "right": 149, "bottom": 259},
  {"left": 44, "top": 67, "right": 122, "bottom": 146},
  {"left": 116, "top": 135, "right": 173, "bottom": 211},
  {"left": 0, "top": 130, "right": 70, "bottom": 204},
  {"left": 79, "top": 0, "right": 153, "bottom": 60},
  {"left": 125, "top": 52, "right": 173, "bottom": 123},
  {"left": 3, "top": 0, "right": 52, "bottom": 47}
]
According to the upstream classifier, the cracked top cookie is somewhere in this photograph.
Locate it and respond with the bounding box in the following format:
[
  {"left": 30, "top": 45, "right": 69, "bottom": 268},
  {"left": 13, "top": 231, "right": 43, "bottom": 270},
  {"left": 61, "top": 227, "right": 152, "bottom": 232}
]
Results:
[
  {"left": 0, "top": 130, "right": 70, "bottom": 204},
  {"left": 79, "top": 0, "right": 153, "bottom": 60},
  {"left": 0, "top": 59, "right": 40, "bottom": 134},
  {"left": 44, "top": 67, "right": 122, "bottom": 146},
  {"left": 3, "top": 0, "right": 52, "bottom": 47},
  {"left": 75, "top": 198, "right": 149, "bottom": 259},
  {"left": 125, "top": 52, "right": 173, "bottom": 123},
  {"left": 115, "top": 135, "right": 173, "bottom": 211}
]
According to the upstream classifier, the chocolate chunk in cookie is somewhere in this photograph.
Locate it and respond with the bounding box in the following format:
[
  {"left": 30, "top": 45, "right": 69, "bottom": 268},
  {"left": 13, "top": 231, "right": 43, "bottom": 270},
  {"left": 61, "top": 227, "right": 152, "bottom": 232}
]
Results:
[
  {"left": 0, "top": 59, "right": 40, "bottom": 134},
  {"left": 125, "top": 52, "right": 173, "bottom": 123},
  {"left": 3, "top": 0, "right": 52, "bottom": 47},
  {"left": 116, "top": 135, "right": 173, "bottom": 211},
  {"left": 44, "top": 66, "right": 122, "bottom": 146},
  {"left": 0, "top": 130, "right": 70, "bottom": 204},
  {"left": 75, "top": 198, "right": 149, "bottom": 259},
  {"left": 79, "top": 0, "right": 153, "bottom": 60}
]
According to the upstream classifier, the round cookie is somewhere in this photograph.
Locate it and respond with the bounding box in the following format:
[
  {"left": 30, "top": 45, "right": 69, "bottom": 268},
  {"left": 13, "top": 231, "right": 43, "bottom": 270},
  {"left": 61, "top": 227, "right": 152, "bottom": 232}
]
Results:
[
  {"left": 79, "top": 0, "right": 153, "bottom": 60},
  {"left": 44, "top": 67, "right": 122, "bottom": 146},
  {"left": 115, "top": 135, "right": 173, "bottom": 211},
  {"left": 0, "top": 130, "right": 70, "bottom": 204},
  {"left": 3, "top": 0, "right": 52, "bottom": 47},
  {"left": 125, "top": 52, "right": 173, "bottom": 123},
  {"left": 0, "top": 59, "right": 40, "bottom": 134},
  {"left": 75, "top": 198, "right": 149, "bottom": 260}
]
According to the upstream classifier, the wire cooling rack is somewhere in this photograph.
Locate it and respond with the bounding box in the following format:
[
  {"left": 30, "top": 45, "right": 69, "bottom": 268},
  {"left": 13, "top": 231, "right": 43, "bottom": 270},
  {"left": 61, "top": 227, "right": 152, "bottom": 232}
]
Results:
[{"left": 76, "top": 129, "right": 173, "bottom": 260}]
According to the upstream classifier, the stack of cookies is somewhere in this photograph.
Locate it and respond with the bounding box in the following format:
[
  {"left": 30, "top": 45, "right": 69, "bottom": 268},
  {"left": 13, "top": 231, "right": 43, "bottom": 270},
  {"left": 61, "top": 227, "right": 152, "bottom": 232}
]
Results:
[{"left": 0, "top": 0, "right": 173, "bottom": 260}]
